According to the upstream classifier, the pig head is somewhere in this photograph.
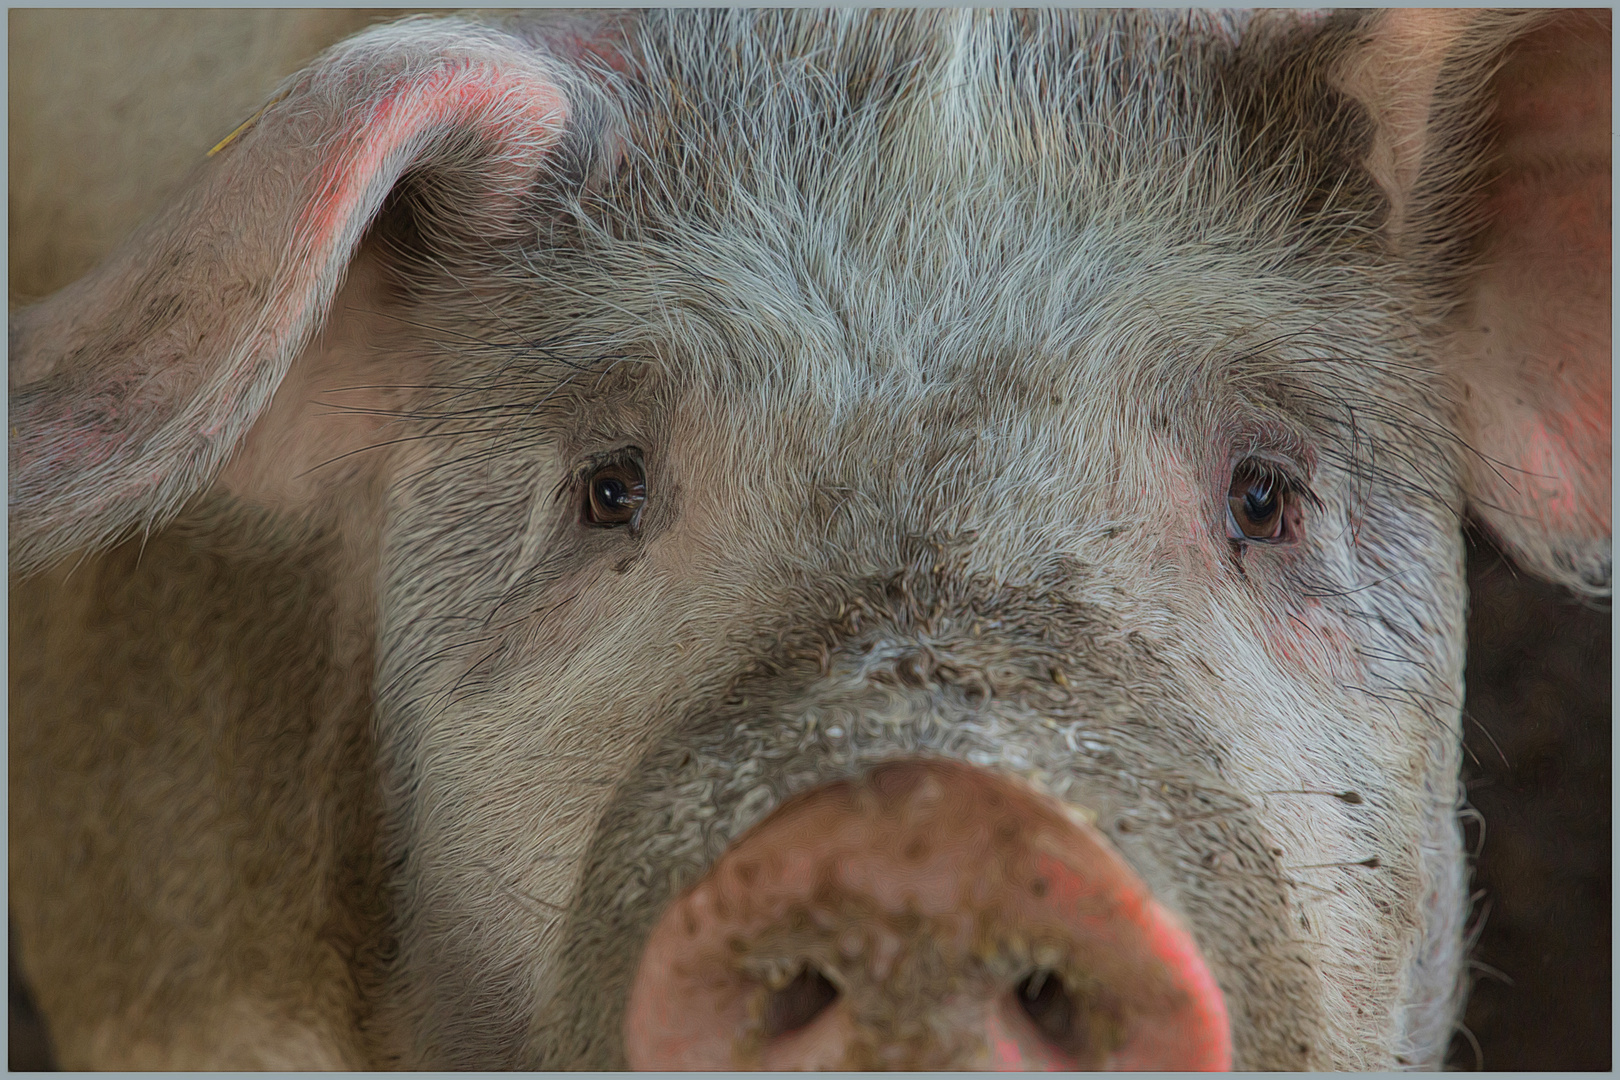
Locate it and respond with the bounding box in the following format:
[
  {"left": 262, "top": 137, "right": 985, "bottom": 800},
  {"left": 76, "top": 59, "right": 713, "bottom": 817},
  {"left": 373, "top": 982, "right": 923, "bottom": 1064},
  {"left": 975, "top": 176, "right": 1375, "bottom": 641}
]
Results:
[{"left": 8, "top": 9, "right": 1610, "bottom": 1070}]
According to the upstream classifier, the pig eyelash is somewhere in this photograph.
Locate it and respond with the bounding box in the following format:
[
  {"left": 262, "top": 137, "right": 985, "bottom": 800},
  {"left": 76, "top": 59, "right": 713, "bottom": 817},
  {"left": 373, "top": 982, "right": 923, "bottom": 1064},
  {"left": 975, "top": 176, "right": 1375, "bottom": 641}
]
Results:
[
  {"left": 1225, "top": 457, "right": 1318, "bottom": 545},
  {"left": 554, "top": 447, "right": 649, "bottom": 530},
  {"left": 1241, "top": 353, "right": 1466, "bottom": 524},
  {"left": 554, "top": 447, "right": 635, "bottom": 495}
]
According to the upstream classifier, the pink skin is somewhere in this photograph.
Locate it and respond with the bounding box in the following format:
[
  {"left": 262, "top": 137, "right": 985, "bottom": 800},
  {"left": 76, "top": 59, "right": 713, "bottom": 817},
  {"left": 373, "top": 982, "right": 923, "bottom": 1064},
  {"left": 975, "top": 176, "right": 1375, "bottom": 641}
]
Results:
[
  {"left": 12, "top": 53, "right": 572, "bottom": 549},
  {"left": 295, "top": 63, "right": 567, "bottom": 243},
  {"left": 624, "top": 760, "right": 1232, "bottom": 1071}
]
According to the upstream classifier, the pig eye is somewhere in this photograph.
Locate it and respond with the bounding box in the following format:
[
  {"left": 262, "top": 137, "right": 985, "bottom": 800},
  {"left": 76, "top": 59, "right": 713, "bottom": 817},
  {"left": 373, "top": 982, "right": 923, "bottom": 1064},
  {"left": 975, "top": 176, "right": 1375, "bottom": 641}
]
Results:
[
  {"left": 584, "top": 455, "right": 647, "bottom": 528},
  {"left": 1226, "top": 461, "right": 1289, "bottom": 542}
]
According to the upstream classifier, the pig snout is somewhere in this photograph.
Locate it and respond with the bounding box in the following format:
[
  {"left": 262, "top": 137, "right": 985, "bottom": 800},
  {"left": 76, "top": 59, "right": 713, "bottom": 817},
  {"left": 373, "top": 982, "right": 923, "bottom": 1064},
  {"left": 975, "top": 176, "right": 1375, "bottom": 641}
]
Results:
[{"left": 623, "top": 760, "right": 1231, "bottom": 1070}]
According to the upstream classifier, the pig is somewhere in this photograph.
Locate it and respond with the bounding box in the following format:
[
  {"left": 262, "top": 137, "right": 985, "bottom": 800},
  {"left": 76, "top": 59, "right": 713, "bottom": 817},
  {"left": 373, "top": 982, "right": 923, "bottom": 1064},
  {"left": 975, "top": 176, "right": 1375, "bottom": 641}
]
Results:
[{"left": 7, "top": 8, "right": 1610, "bottom": 1071}]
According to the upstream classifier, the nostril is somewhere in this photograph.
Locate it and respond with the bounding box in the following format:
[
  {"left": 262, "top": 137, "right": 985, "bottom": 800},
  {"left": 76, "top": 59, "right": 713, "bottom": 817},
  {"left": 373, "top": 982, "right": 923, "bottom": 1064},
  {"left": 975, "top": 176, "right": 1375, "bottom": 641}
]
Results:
[
  {"left": 627, "top": 762, "right": 1233, "bottom": 1070},
  {"left": 761, "top": 965, "right": 839, "bottom": 1039},
  {"left": 1015, "top": 968, "right": 1084, "bottom": 1056}
]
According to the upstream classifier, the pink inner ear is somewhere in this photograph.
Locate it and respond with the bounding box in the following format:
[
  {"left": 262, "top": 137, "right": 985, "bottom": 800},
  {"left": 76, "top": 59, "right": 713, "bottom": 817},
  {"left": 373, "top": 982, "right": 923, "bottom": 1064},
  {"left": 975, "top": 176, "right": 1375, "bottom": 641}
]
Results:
[
  {"left": 1476, "top": 171, "right": 1611, "bottom": 532},
  {"left": 278, "top": 60, "right": 570, "bottom": 373},
  {"left": 10, "top": 32, "right": 579, "bottom": 576},
  {"left": 297, "top": 63, "right": 568, "bottom": 244},
  {"left": 1459, "top": 10, "right": 1611, "bottom": 548}
]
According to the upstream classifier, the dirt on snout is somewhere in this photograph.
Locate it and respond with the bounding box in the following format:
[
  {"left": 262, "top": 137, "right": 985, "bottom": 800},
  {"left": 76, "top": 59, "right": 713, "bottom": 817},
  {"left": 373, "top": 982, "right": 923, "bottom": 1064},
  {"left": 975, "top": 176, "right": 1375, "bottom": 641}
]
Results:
[{"left": 6, "top": 531, "right": 1610, "bottom": 1070}]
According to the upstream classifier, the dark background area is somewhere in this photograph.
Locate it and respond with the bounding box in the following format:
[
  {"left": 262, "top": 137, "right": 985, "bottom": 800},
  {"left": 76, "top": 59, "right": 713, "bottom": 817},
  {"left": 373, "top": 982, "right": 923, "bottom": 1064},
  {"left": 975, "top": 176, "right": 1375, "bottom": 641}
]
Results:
[
  {"left": 8, "top": 529, "right": 1611, "bottom": 1070},
  {"left": 1445, "top": 530, "right": 1611, "bottom": 1070}
]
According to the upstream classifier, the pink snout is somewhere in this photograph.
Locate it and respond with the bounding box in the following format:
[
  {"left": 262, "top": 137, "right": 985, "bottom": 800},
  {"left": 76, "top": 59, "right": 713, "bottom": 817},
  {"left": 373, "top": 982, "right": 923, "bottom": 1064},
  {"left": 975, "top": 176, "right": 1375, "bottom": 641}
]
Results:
[{"left": 624, "top": 760, "right": 1232, "bottom": 1070}]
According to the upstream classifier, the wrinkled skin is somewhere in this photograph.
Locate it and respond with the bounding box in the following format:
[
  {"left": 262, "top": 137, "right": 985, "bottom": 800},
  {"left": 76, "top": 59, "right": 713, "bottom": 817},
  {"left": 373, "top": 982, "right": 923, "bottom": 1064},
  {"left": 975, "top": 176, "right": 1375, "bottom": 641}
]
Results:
[{"left": 7, "top": 9, "right": 1610, "bottom": 1071}]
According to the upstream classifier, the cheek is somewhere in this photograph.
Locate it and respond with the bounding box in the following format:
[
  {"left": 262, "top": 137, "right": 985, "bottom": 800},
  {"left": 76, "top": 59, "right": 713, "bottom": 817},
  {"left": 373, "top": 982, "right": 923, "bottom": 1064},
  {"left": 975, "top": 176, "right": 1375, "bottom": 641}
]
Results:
[
  {"left": 1261, "top": 596, "right": 1365, "bottom": 685},
  {"left": 1137, "top": 439, "right": 1362, "bottom": 683},
  {"left": 1135, "top": 435, "right": 1224, "bottom": 564}
]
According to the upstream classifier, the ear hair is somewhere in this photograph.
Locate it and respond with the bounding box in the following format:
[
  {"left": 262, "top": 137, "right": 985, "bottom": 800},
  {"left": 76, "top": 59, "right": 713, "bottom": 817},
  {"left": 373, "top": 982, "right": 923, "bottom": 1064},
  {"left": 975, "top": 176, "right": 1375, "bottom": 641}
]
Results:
[
  {"left": 9, "top": 17, "right": 582, "bottom": 577},
  {"left": 1334, "top": 9, "right": 1611, "bottom": 595}
]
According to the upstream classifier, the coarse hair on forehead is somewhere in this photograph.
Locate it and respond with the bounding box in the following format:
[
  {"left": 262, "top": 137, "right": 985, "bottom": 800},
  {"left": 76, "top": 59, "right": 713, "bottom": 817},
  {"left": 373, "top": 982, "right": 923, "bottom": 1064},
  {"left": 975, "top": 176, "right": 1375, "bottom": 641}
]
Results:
[
  {"left": 470, "top": 8, "right": 1412, "bottom": 408},
  {"left": 387, "top": 6, "right": 1479, "bottom": 552}
]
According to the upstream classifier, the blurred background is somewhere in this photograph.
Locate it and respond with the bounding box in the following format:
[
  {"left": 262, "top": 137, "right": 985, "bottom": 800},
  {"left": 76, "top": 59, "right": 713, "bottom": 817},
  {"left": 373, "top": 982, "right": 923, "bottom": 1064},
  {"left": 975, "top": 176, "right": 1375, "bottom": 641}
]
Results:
[{"left": 1444, "top": 531, "right": 1611, "bottom": 1071}]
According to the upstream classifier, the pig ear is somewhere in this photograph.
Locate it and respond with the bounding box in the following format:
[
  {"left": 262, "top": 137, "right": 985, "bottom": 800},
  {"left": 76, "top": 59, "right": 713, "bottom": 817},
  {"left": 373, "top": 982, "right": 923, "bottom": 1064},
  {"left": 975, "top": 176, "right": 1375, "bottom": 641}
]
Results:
[
  {"left": 1337, "top": 9, "right": 1611, "bottom": 596},
  {"left": 8, "top": 17, "right": 587, "bottom": 577}
]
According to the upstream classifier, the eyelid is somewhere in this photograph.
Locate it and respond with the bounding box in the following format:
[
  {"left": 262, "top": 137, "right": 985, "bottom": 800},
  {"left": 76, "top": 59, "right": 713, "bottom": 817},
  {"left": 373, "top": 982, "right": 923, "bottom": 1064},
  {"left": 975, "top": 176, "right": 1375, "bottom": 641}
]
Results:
[
  {"left": 553, "top": 445, "right": 647, "bottom": 507},
  {"left": 1225, "top": 456, "right": 1319, "bottom": 546},
  {"left": 1229, "top": 448, "right": 1321, "bottom": 512}
]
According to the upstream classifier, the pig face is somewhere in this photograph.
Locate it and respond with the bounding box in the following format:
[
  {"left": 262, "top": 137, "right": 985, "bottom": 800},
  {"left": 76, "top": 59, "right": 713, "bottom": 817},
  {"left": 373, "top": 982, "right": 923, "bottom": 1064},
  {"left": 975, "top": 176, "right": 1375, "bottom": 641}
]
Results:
[{"left": 8, "top": 9, "right": 1609, "bottom": 1072}]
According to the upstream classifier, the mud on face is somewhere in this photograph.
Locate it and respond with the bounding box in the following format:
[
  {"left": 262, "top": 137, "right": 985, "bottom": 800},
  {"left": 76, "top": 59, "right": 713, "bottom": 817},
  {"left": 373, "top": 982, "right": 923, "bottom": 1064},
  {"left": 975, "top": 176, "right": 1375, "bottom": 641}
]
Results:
[{"left": 7, "top": 8, "right": 1606, "bottom": 1072}]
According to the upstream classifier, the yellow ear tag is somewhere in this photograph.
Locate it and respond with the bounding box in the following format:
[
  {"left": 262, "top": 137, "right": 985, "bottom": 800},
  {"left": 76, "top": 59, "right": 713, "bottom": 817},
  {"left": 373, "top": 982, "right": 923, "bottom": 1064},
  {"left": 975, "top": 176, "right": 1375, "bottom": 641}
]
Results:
[{"left": 207, "top": 89, "right": 290, "bottom": 158}]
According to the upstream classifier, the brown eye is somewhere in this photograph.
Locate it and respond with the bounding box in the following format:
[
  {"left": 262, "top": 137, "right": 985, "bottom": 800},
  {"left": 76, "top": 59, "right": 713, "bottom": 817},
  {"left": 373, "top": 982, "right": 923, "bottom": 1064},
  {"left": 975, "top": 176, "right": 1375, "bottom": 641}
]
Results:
[
  {"left": 1226, "top": 462, "right": 1286, "bottom": 542},
  {"left": 584, "top": 456, "right": 647, "bottom": 527}
]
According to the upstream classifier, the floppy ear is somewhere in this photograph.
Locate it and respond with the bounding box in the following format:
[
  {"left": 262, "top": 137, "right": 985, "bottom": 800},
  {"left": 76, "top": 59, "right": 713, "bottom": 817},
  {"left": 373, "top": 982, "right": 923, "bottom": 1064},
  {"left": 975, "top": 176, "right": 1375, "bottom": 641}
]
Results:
[
  {"left": 8, "top": 16, "right": 591, "bottom": 577},
  {"left": 1336, "top": 9, "right": 1611, "bottom": 596}
]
